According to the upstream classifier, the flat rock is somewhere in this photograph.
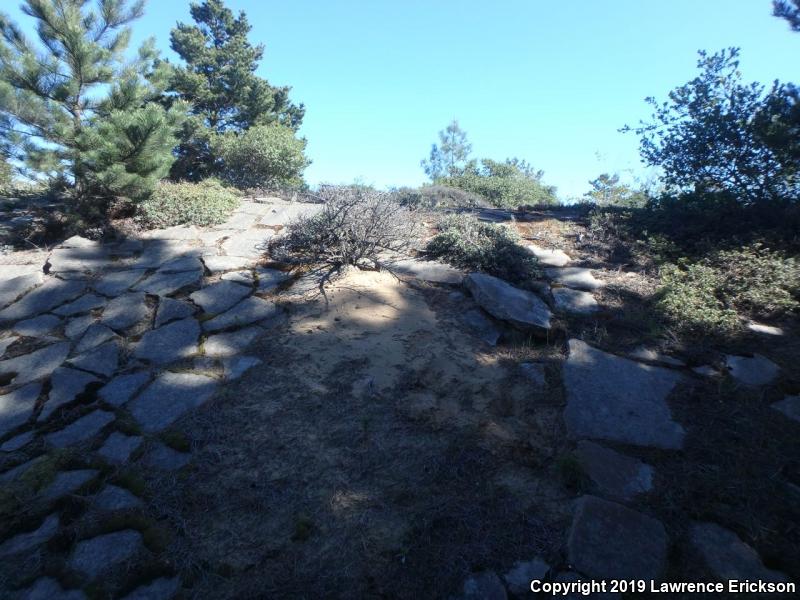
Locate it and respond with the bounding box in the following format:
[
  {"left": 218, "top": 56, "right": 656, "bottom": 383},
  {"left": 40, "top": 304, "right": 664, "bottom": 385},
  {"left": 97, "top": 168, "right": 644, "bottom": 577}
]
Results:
[
  {"left": 132, "top": 269, "right": 201, "bottom": 296},
  {"left": 391, "top": 258, "right": 464, "bottom": 285},
  {"left": 203, "top": 326, "right": 264, "bottom": 357},
  {"left": 101, "top": 292, "right": 148, "bottom": 331},
  {"left": 724, "top": 354, "right": 780, "bottom": 387},
  {"left": 575, "top": 441, "right": 654, "bottom": 501},
  {"left": 0, "top": 272, "right": 43, "bottom": 309},
  {"left": 218, "top": 209, "right": 259, "bottom": 229},
  {"left": 0, "top": 260, "right": 48, "bottom": 280},
  {"left": 130, "top": 241, "right": 199, "bottom": 269},
  {"left": 68, "top": 529, "right": 143, "bottom": 580},
  {"left": 93, "top": 484, "right": 144, "bottom": 511},
  {"left": 0, "top": 278, "right": 85, "bottom": 322},
  {"left": 0, "top": 341, "right": 70, "bottom": 386},
  {"left": 133, "top": 318, "right": 200, "bottom": 365},
  {"left": 629, "top": 346, "right": 685, "bottom": 367},
  {"left": 552, "top": 287, "right": 599, "bottom": 314},
  {"left": 98, "top": 371, "right": 150, "bottom": 406},
  {"left": 98, "top": 432, "right": 142, "bottom": 464},
  {"left": 563, "top": 340, "right": 685, "bottom": 449},
  {"left": 567, "top": 495, "right": 667, "bottom": 580},
  {"left": 460, "top": 308, "right": 501, "bottom": 345},
  {"left": 258, "top": 202, "right": 322, "bottom": 226},
  {"left": 0, "top": 458, "right": 36, "bottom": 483},
  {"left": 692, "top": 365, "right": 720, "bottom": 377},
  {"left": 0, "top": 513, "right": 59, "bottom": 557},
  {"left": 222, "top": 355, "right": 262, "bottom": 380},
  {"left": 773, "top": 395, "right": 800, "bottom": 423},
  {"left": 525, "top": 244, "right": 571, "bottom": 267},
  {"left": 121, "top": 577, "right": 181, "bottom": 600},
  {"left": 154, "top": 297, "right": 195, "bottom": 328},
  {"left": 198, "top": 226, "right": 237, "bottom": 244},
  {"left": 40, "top": 469, "right": 98, "bottom": 501},
  {"left": 157, "top": 255, "right": 204, "bottom": 274},
  {"left": 64, "top": 314, "right": 95, "bottom": 339},
  {"left": 1, "top": 430, "right": 34, "bottom": 452},
  {"left": 109, "top": 238, "right": 144, "bottom": 257},
  {"left": 141, "top": 442, "right": 192, "bottom": 471},
  {"left": 128, "top": 372, "right": 217, "bottom": 432},
  {"left": 0, "top": 335, "right": 17, "bottom": 357},
  {"left": 202, "top": 296, "right": 279, "bottom": 332},
  {"left": 40, "top": 367, "right": 99, "bottom": 421},
  {"left": 45, "top": 410, "right": 115, "bottom": 448},
  {"left": 746, "top": 321, "right": 784, "bottom": 336},
  {"left": 0, "top": 382, "right": 41, "bottom": 437},
  {"left": 220, "top": 269, "right": 254, "bottom": 285},
  {"left": 16, "top": 576, "right": 87, "bottom": 599},
  {"left": 55, "top": 271, "right": 92, "bottom": 281},
  {"left": 690, "top": 522, "right": 790, "bottom": 584},
  {"left": 256, "top": 267, "right": 290, "bottom": 292},
  {"left": 52, "top": 293, "right": 106, "bottom": 316},
  {"left": 449, "top": 291, "right": 465, "bottom": 301},
  {"left": 462, "top": 571, "right": 507, "bottom": 600},
  {"left": 203, "top": 255, "right": 253, "bottom": 273},
  {"left": 47, "top": 245, "right": 110, "bottom": 273},
  {"left": 465, "top": 273, "right": 551, "bottom": 331},
  {"left": 545, "top": 267, "right": 603, "bottom": 290},
  {"left": 67, "top": 340, "right": 119, "bottom": 377},
  {"left": 503, "top": 558, "right": 550, "bottom": 596},
  {"left": 190, "top": 280, "right": 252, "bottom": 314},
  {"left": 59, "top": 235, "right": 97, "bottom": 249},
  {"left": 519, "top": 362, "right": 546, "bottom": 386},
  {"left": 93, "top": 269, "right": 146, "bottom": 296},
  {"left": 13, "top": 314, "right": 62, "bottom": 337},
  {"left": 222, "top": 232, "right": 269, "bottom": 258},
  {"left": 75, "top": 323, "right": 117, "bottom": 354}
]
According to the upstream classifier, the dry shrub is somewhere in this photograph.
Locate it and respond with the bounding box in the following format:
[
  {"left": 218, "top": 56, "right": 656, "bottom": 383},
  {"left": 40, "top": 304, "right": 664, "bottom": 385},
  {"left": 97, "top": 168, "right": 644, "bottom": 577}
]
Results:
[{"left": 272, "top": 185, "right": 421, "bottom": 269}]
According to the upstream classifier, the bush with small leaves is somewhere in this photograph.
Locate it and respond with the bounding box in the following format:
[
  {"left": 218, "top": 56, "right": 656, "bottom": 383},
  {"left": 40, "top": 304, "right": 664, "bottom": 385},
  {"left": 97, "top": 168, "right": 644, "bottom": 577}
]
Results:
[
  {"left": 425, "top": 213, "right": 541, "bottom": 285},
  {"left": 273, "top": 185, "right": 421, "bottom": 269},
  {"left": 213, "top": 124, "right": 310, "bottom": 190},
  {"left": 656, "top": 244, "right": 799, "bottom": 335},
  {"left": 441, "top": 159, "right": 559, "bottom": 208},
  {"left": 392, "top": 184, "right": 488, "bottom": 210},
  {"left": 137, "top": 179, "right": 240, "bottom": 229}
]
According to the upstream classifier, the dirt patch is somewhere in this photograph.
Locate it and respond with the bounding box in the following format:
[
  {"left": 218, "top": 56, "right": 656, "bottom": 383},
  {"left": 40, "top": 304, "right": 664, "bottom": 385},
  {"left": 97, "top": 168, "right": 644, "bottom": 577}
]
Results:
[{"left": 147, "top": 269, "right": 569, "bottom": 598}]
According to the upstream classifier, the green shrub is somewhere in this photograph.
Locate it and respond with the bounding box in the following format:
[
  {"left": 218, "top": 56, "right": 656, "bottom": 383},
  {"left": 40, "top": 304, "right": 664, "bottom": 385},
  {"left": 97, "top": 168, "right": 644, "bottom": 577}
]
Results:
[
  {"left": 441, "top": 159, "right": 558, "bottom": 208},
  {"left": 137, "top": 179, "right": 240, "bottom": 228},
  {"left": 656, "top": 245, "right": 799, "bottom": 335},
  {"left": 425, "top": 213, "right": 541, "bottom": 284},
  {"left": 392, "top": 184, "right": 487, "bottom": 210},
  {"left": 589, "top": 193, "right": 800, "bottom": 261},
  {"left": 212, "top": 124, "right": 309, "bottom": 190}
]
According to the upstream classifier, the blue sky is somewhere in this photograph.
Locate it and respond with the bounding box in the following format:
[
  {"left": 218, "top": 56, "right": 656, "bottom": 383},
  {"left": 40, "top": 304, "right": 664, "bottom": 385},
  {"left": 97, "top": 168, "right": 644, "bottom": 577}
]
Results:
[{"left": 5, "top": 0, "right": 799, "bottom": 200}]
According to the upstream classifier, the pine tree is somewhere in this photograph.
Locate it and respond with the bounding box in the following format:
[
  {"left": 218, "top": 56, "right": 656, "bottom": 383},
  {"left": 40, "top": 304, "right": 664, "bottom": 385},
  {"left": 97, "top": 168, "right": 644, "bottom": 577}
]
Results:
[
  {"left": 168, "top": 0, "right": 304, "bottom": 179},
  {"left": 0, "top": 154, "right": 11, "bottom": 191},
  {"left": 0, "top": 0, "right": 184, "bottom": 215},
  {"left": 421, "top": 120, "right": 473, "bottom": 181}
]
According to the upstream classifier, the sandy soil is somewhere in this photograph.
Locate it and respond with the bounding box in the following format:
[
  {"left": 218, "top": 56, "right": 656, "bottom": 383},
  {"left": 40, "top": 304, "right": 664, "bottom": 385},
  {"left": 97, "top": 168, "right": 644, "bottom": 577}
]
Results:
[{"left": 150, "top": 269, "right": 570, "bottom": 599}]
